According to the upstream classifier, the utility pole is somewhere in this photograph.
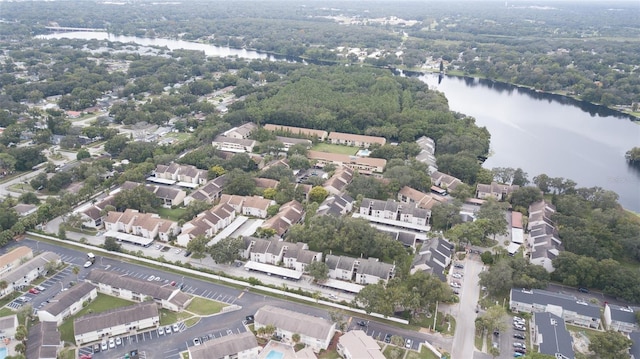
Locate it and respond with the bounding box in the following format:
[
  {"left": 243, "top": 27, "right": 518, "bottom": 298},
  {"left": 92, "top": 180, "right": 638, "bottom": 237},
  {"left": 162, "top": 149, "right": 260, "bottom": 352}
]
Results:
[{"left": 432, "top": 301, "right": 438, "bottom": 331}]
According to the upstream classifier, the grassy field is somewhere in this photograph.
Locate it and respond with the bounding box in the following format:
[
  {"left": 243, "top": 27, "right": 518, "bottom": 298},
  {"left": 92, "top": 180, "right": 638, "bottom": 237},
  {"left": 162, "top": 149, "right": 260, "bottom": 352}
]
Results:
[
  {"left": 157, "top": 207, "right": 187, "bottom": 221},
  {"left": 406, "top": 347, "right": 440, "bottom": 359},
  {"left": 59, "top": 294, "right": 135, "bottom": 344},
  {"left": 318, "top": 349, "right": 341, "bottom": 359},
  {"left": 186, "top": 297, "right": 227, "bottom": 316},
  {"left": 311, "top": 143, "right": 358, "bottom": 155},
  {"left": 383, "top": 345, "right": 406, "bottom": 359},
  {"left": 159, "top": 308, "right": 193, "bottom": 326}
]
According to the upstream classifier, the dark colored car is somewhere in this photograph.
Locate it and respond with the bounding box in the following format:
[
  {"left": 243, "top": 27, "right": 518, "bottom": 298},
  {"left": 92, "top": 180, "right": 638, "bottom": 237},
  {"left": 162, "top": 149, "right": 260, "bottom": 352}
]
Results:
[
  {"left": 513, "top": 333, "right": 526, "bottom": 340},
  {"left": 357, "top": 320, "right": 368, "bottom": 326},
  {"left": 245, "top": 315, "right": 254, "bottom": 324},
  {"left": 514, "top": 348, "right": 527, "bottom": 354},
  {"left": 384, "top": 334, "right": 392, "bottom": 343},
  {"left": 183, "top": 251, "right": 192, "bottom": 257},
  {"left": 454, "top": 264, "right": 464, "bottom": 269},
  {"left": 578, "top": 287, "right": 589, "bottom": 293},
  {"left": 493, "top": 330, "right": 500, "bottom": 336}
]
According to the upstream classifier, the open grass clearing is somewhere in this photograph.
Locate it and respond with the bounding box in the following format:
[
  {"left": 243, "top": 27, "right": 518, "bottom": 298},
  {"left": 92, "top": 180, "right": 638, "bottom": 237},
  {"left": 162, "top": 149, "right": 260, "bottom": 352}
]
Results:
[
  {"left": 58, "top": 293, "right": 135, "bottom": 344},
  {"left": 406, "top": 346, "right": 440, "bottom": 359},
  {"left": 186, "top": 297, "right": 226, "bottom": 316},
  {"left": 184, "top": 317, "right": 200, "bottom": 327},
  {"left": 383, "top": 345, "right": 406, "bottom": 359},
  {"left": 311, "top": 143, "right": 358, "bottom": 155},
  {"left": 157, "top": 207, "right": 187, "bottom": 221},
  {"left": 159, "top": 308, "right": 193, "bottom": 326}
]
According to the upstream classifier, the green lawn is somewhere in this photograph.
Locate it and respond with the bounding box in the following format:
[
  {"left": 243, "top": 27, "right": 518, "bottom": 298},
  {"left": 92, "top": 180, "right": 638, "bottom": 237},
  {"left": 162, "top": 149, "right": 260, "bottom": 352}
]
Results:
[
  {"left": 184, "top": 317, "right": 200, "bottom": 327},
  {"left": 311, "top": 143, "right": 358, "bottom": 155},
  {"left": 318, "top": 349, "right": 342, "bottom": 359},
  {"left": 157, "top": 207, "right": 187, "bottom": 221},
  {"left": 410, "top": 311, "right": 454, "bottom": 335},
  {"left": 406, "top": 347, "right": 440, "bottom": 359},
  {"left": 383, "top": 345, "right": 406, "bottom": 359},
  {"left": 186, "top": 297, "right": 227, "bottom": 316},
  {"left": 59, "top": 294, "right": 135, "bottom": 344},
  {"left": 159, "top": 308, "right": 193, "bottom": 326},
  {"left": 566, "top": 324, "right": 602, "bottom": 340}
]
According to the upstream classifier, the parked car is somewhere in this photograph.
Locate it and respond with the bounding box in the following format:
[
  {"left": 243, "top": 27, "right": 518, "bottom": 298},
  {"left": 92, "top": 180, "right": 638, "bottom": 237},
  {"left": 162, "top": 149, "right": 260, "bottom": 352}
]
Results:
[
  {"left": 101, "top": 341, "right": 108, "bottom": 351},
  {"left": 165, "top": 325, "right": 172, "bottom": 334},
  {"left": 452, "top": 273, "right": 463, "bottom": 279},
  {"left": 578, "top": 287, "right": 589, "bottom": 293},
  {"left": 28, "top": 288, "right": 39, "bottom": 294},
  {"left": 454, "top": 263, "right": 464, "bottom": 269},
  {"left": 184, "top": 251, "right": 192, "bottom": 257},
  {"left": 357, "top": 320, "right": 368, "bottom": 327},
  {"left": 245, "top": 315, "right": 254, "bottom": 324},
  {"left": 115, "top": 337, "right": 122, "bottom": 346},
  {"left": 493, "top": 330, "right": 500, "bottom": 336},
  {"left": 405, "top": 338, "right": 413, "bottom": 348},
  {"left": 513, "top": 342, "right": 526, "bottom": 349},
  {"left": 84, "top": 260, "right": 93, "bottom": 268},
  {"left": 514, "top": 348, "right": 527, "bottom": 354},
  {"left": 158, "top": 326, "right": 165, "bottom": 335},
  {"left": 93, "top": 343, "right": 101, "bottom": 353},
  {"left": 108, "top": 338, "right": 115, "bottom": 349},
  {"left": 174, "top": 248, "right": 182, "bottom": 254},
  {"left": 384, "top": 334, "right": 392, "bottom": 343},
  {"left": 513, "top": 325, "right": 526, "bottom": 331},
  {"left": 193, "top": 337, "right": 201, "bottom": 346},
  {"left": 513, "top": 353, "right": 524, "bottom": 358},
  {"left": 172, "top": 323, "right": 180, "bottom": 333},
  {"left": 513, "top": 333, "right": 526, "bottom": 340},
  {"left": 36, "top": 285, "right": 46, "bottom": 291}
]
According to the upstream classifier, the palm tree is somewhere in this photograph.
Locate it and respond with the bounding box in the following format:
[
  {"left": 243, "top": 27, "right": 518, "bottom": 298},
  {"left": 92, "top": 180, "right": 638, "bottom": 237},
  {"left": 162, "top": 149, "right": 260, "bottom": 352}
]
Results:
[
  {"left": 72, "top": 266, "right": 80, "bottom": 282},
  {"left": 292, "top": 333, "right": 300, "bottom": 345},
  {"left": 14, "top": 325, "right": 27, "bottom": 341},
  {"left": 0, "top": 280, "right": 8, "bottom": 296},
  {"left": 14, "top": 342, "right": 26, "bottom": 355}
]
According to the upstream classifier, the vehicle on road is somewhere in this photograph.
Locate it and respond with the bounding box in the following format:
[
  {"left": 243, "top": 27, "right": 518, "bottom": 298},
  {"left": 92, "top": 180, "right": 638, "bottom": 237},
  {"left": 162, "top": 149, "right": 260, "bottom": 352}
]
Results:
[
  {"left": 405, "top": 338, "right": 412, "bottom": 348},
  {"left": 193, "top": 337, "right": 201, "bottom": 346},
  {"left": 578, "top": 287, "right": 589, "bottom": 293},
  {"left": 493, "top": 330, "right": 500, "bottom": 336}
]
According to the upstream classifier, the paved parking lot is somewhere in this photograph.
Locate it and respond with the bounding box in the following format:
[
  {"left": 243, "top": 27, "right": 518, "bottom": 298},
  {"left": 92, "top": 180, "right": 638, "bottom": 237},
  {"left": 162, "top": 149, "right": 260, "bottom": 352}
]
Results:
[{"left": 346, "top": 318, "right": 422, "bottom": 351}]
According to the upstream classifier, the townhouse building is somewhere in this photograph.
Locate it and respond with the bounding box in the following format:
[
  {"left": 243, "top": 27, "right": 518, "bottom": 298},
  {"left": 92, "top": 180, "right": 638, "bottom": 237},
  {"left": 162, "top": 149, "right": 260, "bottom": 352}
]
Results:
[
  {"left": 153, "top": 163, "right": 208, "bottom": 185},
  {"left": 263, "top": 124, "right": 328, "bottom": 141},
  {"left": 254, "top": 305, "right": 336, "bottom": 352},
  {"left": 275, "top": 136, "right": 312, "bottom": 151},
  {"left": 104, "top": 209, "right": 179, "bottom": 242},
  {"left": 528, "top": 200, "right": 562, "bottom": 272},
  {"left": 325, "top": 255, "right": 395, "bottom": 285},
  {"left": 327, "top": 132, "right": 386, "bottom": 148},
  {"left": 316, "top": 194, "right": 355, "bottom": 217},
  {"left": 510, "top": 288, "right": 601, "bottom": 329},
  {"left": 177, "top": 203, "right": 236, "bottom": 246},
  {"left": 189, "top": 331, "right": 260, "bottom": 359},
  {"left": 323, "top": 166, "right": 354, "bottom": 195},
  {"left": 533, "top": 312, "right": 575, "bottom": 359},
  {"left": 410, "top": 237, "right": 454, "bottom": 281},
  {"left": 337, "top": 330, "right": 385, "bottom": 359},
  {"left": 430, "top": 171, "right": 462, "bottom": 192},
  {"left": 38, "top": 282, "right": 98, "bottom": 325},
  {"left": 242, "top": 238, "right": 322, "bottom": 273},
  {"left": 475, "top": 182, "right": 520, "bottom": 201},
  {"left": 397, "top": 186, "right": 445, "bottom": 211},
  {"left": 260, "top": 200, "right": 304, "bottom": 237},
  {"left": 212, "top": 135, "right": 257, "bottom": 153},
  {"left": 223, "top": 123, "right": 257, "bottom": 139},
  {"left": 219, "top": 194, "right": 275, "bottom": 219},
  {"left": 307, "top": 151, "right": 386, "bottom": 175},
  {"left": 0, "top": 252, "right": 61, "bottom": 296},
  {"left": 184, "top": 175, "right": 226, "bottom": 205},
  {"left": 415, "top": 136, "right": 438, "bottom": 174},
  {"left": 356, "top": 198, "right": 430, "bottom": 232},
  {"left": 0, "top": 246, "right": 33, "bottom": 276},
  {"left": 85, "top": 270, "right": 192, "bottom": 312},
  {"left": 26, "top": 321, "right": 62, "bottom": 359},
  {"left": 603, "top": 303, "right": 638, "bottom": 333},
  {"left": 74, "top": 302, "right": 159, "bottom": 345}
]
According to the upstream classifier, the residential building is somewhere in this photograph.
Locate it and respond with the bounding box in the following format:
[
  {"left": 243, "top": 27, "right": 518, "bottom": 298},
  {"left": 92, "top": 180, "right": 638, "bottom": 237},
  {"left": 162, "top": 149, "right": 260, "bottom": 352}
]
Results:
[
  {"left": 0, "top": 315, "right": 18, "bottom": 340},
  {"left": 430, "top": 171, "right": 462, "bottom": 192},
  {"left": 509, "top": 288, "right": 601, "bottom": 328},
  {"left": 0, "top": 252, "right": 60, "bottom": 296},
  {"left": 219, "top": 194, "right": 275, "bottom": 219},
  {"left": 415, "top": 136, "right": 437, "bottom": 174},
  {"left": 337, "top": 330, "right": 385, "bottom": 359},
  {"left": 189, "top": 331, "right": 260, "bottom": 359},
  {"left": 475, "top": 182, "right": 520, "bottom": 201},
  {"left": 26, "top": 321, "right": 62, "bottom": 359},
  {"left": 212, "top": 135, "right": 257, "bottom": 153},
  {"left": 0, "top": 246, "right": 33, "bottom": 276},
  {"left": 153, "top": 163, "right": 208, "bottom": 185},
  {"left": 261, "top": 200, "right": 304, "bottom": 237},
  {"left": 326, "top": 255, "right": 395, "bottom": 285},
  {"left": 511, "top": 211, "right": 525, "bottom": 244},
  {"left": 631, "top": 331, "right": 640, "bottom": 359},
  {"left": 323, "top": 166, "right": 354, "bottom": 195},
  {"left": 263, "top": 124, "right": 328, "bottom": 141},
  {"left": 184, "top": 175, "right": 226, "bottom": 205},
  {"left": 316, "top": 194, "right": 354, "bottom": 217},
  {"left": 307, "top": 151, "right": 386, "bottom": 174},
  {"left": 78, "top": 194, "right": 117, "bottom": 229},
  {"left": 85, "top": 270, "right": 192, "bottom": 311},
  {"left": 327, "top": 132, "right": 386, "bottom": 148},
  {"left": 258, "top": 341, "right": 318, "bottom": 359},
  {"left": 223, "top": 123, "right": 257, "bottom": 139},
  {"left": 38, "top": 282, "right": 98, "bottom": 325},
  {"left": 355, "top": 257, "right": 395, "bottom": 285},
  {"left": 603, "top": 303, "right": 638, "bottom": 333},
  {"left": 12, "top": 203, "right": 37, "bottom": 217},
  {"left": 532, "top": 312, "right": 575, "bottom": 359},
  {"left": 397, "top": 186, "right": 445, "bottom": 211},
  {"left": 356, "top": 198, "right": 430, "bottom": 232},
  {"left": 177, "top": 203, "right": 236, "bottom": 246},
  {"left": 254, "top": 305, "right": 336, "bottom": 352},
  {"left": 282, "top": 242, "right": 322, "bottom": 272},
  {"left": 146, "top": 184, "right": 186, "bottom": 207},
  {"left": 254, "top": 177, "right": 279, "bottom": 190},
  {"left": 381, "top": 230, "right": 417, "bottom": 248},
  {"left": 74, "top": 302, "right": 159, "bottom": 345},
  {"left": 104, "top": 209, "right": 179, "bottom": 242},
  {"left": 275, "top": 136, "right": 312, "bottom": 151},
  {"left": 528, "top": 200, "right": 562, "bottom": 272},
  {"left": 410, "top": 237, "right": 454, "bottom": 281}
]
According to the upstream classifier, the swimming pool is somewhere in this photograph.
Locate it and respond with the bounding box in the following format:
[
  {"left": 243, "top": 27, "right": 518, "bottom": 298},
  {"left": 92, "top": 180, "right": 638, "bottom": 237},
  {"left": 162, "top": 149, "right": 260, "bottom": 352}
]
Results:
[
  {"left": 0, "top": 346, "right": 7, "bottom": 359},
  {"left": 265, "top": 349, "right": 284, "bottom": 359}
]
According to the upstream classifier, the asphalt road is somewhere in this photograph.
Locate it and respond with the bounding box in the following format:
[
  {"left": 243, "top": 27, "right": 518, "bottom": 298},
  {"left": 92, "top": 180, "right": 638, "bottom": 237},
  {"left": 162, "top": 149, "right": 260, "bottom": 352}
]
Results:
[
  {"left": 450, "top": 255, "right": 483, "bottom": 359},
  {"left": 9, "top": 238, "right": 452, "bottom": 359}
]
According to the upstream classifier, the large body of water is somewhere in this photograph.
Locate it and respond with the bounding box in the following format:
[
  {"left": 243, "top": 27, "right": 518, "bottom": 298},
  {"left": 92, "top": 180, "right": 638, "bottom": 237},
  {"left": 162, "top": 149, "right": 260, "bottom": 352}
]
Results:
[
  {"left": 39, "top": 32, "right": 640, "bottom": 211},
  {"left": 422, "top": 75, "right": 640, "bottom": 212}
]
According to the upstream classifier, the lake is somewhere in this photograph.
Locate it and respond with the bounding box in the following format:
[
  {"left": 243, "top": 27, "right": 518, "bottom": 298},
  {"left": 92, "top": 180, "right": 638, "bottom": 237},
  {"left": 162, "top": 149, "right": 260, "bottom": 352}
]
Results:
[
  {"left": 421, "top": 74, "right": 640, "bottom": 212},
  {"left": 39, "top": 32, "right": 640, "bottom": 211}
]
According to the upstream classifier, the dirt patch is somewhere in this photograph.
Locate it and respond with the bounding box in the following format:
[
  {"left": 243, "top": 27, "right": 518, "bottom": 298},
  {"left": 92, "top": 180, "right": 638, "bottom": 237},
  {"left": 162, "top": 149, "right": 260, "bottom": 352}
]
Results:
[{"left": 570, "top": 331, "right": 591, "bottom": 354}]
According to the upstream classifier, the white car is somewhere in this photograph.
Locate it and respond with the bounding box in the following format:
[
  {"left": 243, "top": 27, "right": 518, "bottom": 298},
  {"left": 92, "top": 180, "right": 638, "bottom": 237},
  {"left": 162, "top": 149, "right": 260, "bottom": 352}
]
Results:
[
  {"left": 175, "top": 248, "right": 182, "bottom": 254},
  {"left": 452, "top": 273, "right": 463, "bottom": 279},
  {"left": 328, "top": 294, "right": 338, "bottom": 300},
  {"left": 115, "top": 337, "right": 122, "bottom": 346},
  {"left": 172, "top": 323, "right": 180, "bottom": 333},
  {"left": 165, "top": 325, "right": 172, "bottom": 334},
  {"left": 108, "top": 338, "right": 115, "bottom": 349},
  {"left": 405, "top": 338, "right": 413, "bottom": 348},
  {"left": 101, "top": 341, "right": 108, "bottom": 351},
  {"left": 84, "top": 261, "right": 93, "bottom": 268},
  {"left": 158, "top": 326, "right": 165, "bottom": 335}
]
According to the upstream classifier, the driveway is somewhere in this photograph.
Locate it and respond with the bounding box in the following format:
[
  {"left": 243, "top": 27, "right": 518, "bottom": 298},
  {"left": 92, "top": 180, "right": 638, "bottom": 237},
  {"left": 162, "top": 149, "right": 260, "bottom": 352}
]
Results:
[{"left": 450, "top": 255, "right": 484, "bottom": 359}]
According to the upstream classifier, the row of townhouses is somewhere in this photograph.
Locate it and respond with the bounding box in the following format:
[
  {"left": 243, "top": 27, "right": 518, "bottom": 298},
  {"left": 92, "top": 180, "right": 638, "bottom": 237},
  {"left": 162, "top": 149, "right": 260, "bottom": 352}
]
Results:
[
  {"left": 528, "top": 200, "right": 562, "bottom": 272},
  {"left": 241, "top": 237, "right": 322, "bottom": 273},
  {"left": 0, "top": 250, "right": 61, "bottom": 297},
  {"left": 325, "top": 254, "right": 396, "bottom": 285}
]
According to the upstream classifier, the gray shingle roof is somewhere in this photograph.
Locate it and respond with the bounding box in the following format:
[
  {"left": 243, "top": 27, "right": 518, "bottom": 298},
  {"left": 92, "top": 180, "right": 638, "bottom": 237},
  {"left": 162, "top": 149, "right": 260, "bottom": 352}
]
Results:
[
  {"left": 1, "top": 252, "right": 60, "bottom": 284},
  {"left": 40, "top": 282, "right": 96, "bottom": 316},
  {"left": 356, "top": 257, "right": 394, "bottom": 279},
  {"left": 630, "top": 331, "right": 640, "bottom": 359},
  {"left": 255, "top": 305, "right": 334, "bottom": 341},
  {"left": 190, "top": 331, "right": 258, "bottom": 359},
  {"left": 534, "top": 312, "right": 575, "bottom": 359},
  {"left": 85, "top": 270, "right": 177, "bottom": 301},
  {"left": 74, "top": 302, "right": 158, "bottom": 336},
  {"left": 26, "top": 321, "right": 60, "bottom": 359},
  {"left": 608, "top": 304, "right": 637, "bottom": 324},
  {"left": 511, "top": 288, "right": 601, "bottom": 319}
]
